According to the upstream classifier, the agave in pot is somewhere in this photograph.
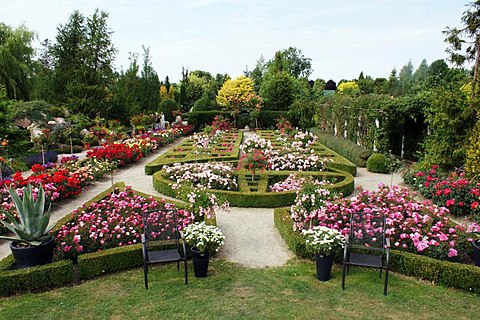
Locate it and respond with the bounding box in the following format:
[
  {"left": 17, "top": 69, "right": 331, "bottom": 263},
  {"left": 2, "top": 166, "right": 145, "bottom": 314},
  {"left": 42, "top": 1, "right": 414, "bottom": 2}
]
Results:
[
  {"left": 0, "top": 184, "right": 54, "bottom": 246},
  {"left": 0, "top": 184, "right": 55, "bottom": 268}
]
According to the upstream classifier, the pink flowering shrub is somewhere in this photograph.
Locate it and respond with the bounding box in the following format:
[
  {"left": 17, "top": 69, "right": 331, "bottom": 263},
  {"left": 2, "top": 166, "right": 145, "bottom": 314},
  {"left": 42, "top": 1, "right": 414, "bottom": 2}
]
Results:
[
  {"left": 54, "top": 186, "right": 194, "bottom": 260},
  {"left": 291, "top": 183, "right": 472, "bottom": 261},
  {"left": 269, "top": 173, "right": 330, "bottom": 192}
]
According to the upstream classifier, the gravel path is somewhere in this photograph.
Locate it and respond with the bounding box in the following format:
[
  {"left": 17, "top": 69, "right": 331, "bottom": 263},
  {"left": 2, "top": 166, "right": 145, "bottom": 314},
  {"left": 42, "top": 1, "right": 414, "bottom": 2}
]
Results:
[{"left": 0, "top": 134, "right": 404, "bottom": 269}]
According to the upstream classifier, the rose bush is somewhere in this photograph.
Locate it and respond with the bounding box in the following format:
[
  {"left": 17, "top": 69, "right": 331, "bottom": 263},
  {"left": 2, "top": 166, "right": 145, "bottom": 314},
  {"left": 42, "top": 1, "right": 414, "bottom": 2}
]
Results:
[
  {"left": 404, "top": 164, "right": 480, "bottom": 221},
  {"left": 55, "top": 186, "right": 194, "bottom": 260},
  {"left": 291, "top": 183, "right": 472, "bottom": 261}
]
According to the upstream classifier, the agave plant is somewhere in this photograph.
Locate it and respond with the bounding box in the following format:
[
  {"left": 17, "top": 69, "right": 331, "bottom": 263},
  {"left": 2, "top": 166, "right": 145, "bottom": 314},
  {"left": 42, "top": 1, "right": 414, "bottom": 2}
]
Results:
[{"left": 0, "top": 184, "right": 54, "bottom": 246}]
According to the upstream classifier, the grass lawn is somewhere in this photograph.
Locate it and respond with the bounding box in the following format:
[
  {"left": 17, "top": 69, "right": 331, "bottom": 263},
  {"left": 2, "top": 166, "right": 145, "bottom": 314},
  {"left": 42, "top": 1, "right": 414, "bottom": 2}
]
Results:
[{"left": 0, "top": 259, "right": 479, "bottom": 319}]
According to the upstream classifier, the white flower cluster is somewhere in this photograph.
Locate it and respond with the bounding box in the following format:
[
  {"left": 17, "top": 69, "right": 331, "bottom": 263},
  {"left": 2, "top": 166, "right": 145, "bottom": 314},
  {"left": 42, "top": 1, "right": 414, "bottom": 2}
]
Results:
[
  {"left": 241, "top": 134, "right": 272, "bottom": 154},
  {"left": 191, "top": 130, "right": 224, "bottom": 151},
  {"left": 269, "top": 152, "right": 328, "bottom": 171},
  {"left": 183, "top": 222, "right": 225, "bottom": 253},
  {"left": 164, "top": 162, "right": 237, "bottom": 191},
  {"left": 302, "top": 225, "right": 346, "bottom": 256}
]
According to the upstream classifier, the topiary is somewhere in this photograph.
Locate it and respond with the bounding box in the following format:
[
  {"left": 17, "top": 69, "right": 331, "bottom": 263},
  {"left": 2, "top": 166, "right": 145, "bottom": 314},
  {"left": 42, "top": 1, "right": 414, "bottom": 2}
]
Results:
[
  {"left": 158, "top": 98, "right": 180, "bottom": 123},
  {"left": 367, "top": 153, "right": 389, "bottom": 173}
]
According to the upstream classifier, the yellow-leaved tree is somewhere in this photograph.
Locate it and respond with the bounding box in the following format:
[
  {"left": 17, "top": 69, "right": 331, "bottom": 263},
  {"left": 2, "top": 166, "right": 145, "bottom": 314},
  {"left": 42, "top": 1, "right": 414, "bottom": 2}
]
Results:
[
  {"left": 337, "top": 81, "right": 360, "bottom": 95},
  {"left": 216, "top": 75, "right": 255, "bottom": 112}
]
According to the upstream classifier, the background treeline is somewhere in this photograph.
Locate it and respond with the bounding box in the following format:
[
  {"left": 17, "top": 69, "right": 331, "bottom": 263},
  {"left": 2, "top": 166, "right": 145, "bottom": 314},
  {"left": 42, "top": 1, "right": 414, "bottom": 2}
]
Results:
[{"left": 0, "top": 8, "right": 476, "bottom": 170}]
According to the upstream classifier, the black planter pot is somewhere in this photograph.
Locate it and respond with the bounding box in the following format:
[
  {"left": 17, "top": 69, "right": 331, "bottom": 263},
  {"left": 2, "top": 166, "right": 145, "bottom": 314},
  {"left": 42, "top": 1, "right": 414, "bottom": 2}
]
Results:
[
  {"left": 10, "top": 237, "right": 55, "bottom": 269},
  {"left": 191, "top": 247, "right": 210, "bottom": 278},
  {"left": 315, "top": 254, "right": 334, "bottom": 281},
  {"left": 473, "top": 240, "right": 480, "bottom": 267}
]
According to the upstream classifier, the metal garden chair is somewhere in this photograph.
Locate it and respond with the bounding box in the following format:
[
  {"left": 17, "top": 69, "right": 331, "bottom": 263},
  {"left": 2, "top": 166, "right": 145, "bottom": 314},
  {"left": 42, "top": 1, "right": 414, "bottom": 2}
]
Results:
[
  {"left": 341, "top": 210, "right": 390, "bottom": 295},
  {"left": 142, "top": 209, "right": 188, "bottom": 289}
]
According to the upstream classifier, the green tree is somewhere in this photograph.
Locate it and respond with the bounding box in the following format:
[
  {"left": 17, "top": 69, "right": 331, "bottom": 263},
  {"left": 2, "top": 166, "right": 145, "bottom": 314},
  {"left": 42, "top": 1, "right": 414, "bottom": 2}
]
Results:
[
  {"left": 110, "top": 52, "right": 141, "bottom": 121},
  {"left": 139, "top": 46, "right": 160, "bottom": 112},
  {"left": 31, "top": 39, "right": 55, "bottom": 101},
  {"left": 444, "top": 0, "right": 480, "bottom": 101},
  {"left": 250, "top": 55, "right": 267, "bottom": 92},
  {"left": 259, "top": 71, "right": 295, "bottom": 110},
  {"left": 387, "top": 68, "right": 400, "bottom": 96},
  {"left": 52, "top": 9, "right": 116, "bottom": 118},
  {"left": 268, "top": 47, "right": 313, "bottom": 78},
  {"left": 357, "top": 72, "right": 375, "bottom": 94},
  {"left": 412, "top": 59, "right": 429, "bottom": 92},
  {"left": 399, "top": 60, "right": 414, "bottom": 95},
  {"left": 0, "top": 23, "right": 35, "bottom": 100}
]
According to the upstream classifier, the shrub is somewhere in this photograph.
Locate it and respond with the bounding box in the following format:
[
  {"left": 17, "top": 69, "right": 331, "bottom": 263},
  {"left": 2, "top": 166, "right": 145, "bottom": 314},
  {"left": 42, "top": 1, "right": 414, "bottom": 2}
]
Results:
[
  {"left": 403, "top": 164, "right": 480, "bottom": 220},
  {"left": 0, "top": 256, "right": 74, "bottom": 296},
  {"left": 465, "top": 119, "right": 480, "bottom": 182},
  {"left": 78, "top": 244, "right": 143, "bottom": 279},
  {"left": 367, "top": 153, "right": 389, "bottom": 173},
  {"left": 159, "top": 98, "right": 179, "bottom": 123},
  {"left": 193, "top": 97, "right": 217, "bottom": 111},
  {"left": 312, "top": 131, "right": 372, "bottom": 167},
  {"left": 187, "top": 111, "right": 232, "bottom": 131}
]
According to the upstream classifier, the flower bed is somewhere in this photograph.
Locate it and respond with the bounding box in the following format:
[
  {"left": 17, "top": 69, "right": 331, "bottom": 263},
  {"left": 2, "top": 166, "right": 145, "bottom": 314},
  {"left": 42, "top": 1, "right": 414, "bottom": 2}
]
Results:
[
  {"left": 164, "top": 162, "right": 238, "bottom": 191},
  {"left": 87, "top": 142, "right": 143, "bottom": 167},
  {"left": 291, "top": 183, "right": 474, "bottom": 262},
  {"left": 0, "top": 127, "right": 191, "bottom": 236},
  {"left": 403, "top": 165, "right": 480, "bottom": 222},
  {"left": 55, "top": 186, "right": 194, "bottom": 260}
]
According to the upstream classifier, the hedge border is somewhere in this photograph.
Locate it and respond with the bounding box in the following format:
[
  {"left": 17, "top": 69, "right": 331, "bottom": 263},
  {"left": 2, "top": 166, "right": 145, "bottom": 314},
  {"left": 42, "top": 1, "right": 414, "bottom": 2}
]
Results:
[
  {"left": 0, "top": 182, "right": 200, "bottom": 296},
  {"left": 154, "top": 167, "right": 354, "bottom": 208},
  {"left": 311, "top": 129, "right": 373, "bottom": 167},
  {"left": 273, "top": 207, "right": 480, "bottom": 293},
  {"left": 144, "top": 131, "right": 244, "bottom": 175}
]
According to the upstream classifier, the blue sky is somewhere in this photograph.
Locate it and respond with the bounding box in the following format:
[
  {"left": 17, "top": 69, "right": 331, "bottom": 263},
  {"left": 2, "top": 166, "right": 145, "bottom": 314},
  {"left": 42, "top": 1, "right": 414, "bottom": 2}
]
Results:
[{"left": 1, "top": 0, "right": 468, "bottom": 83}]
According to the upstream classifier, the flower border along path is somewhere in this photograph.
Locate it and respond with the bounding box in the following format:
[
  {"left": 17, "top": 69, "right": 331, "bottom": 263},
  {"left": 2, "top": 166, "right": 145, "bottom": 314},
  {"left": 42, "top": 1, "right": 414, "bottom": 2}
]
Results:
[{"left": 147, "top": 129, "right": 356, "bottom": 207}]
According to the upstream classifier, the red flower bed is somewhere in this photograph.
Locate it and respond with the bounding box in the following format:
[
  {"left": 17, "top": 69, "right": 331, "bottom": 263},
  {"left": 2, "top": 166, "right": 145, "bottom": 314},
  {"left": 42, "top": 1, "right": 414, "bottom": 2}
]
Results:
[
  {"left": 404, "top": 165, "right": 480, "bottom": 221},
  {"left": 86, "top": 142, "right": 143, "bottom": 167}
]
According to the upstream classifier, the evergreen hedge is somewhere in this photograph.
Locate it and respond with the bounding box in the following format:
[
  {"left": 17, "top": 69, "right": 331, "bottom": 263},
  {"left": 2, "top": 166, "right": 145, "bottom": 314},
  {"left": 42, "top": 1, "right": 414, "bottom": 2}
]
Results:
[{"left": 312, "top": 129, "right": 373, "bottom": 167}]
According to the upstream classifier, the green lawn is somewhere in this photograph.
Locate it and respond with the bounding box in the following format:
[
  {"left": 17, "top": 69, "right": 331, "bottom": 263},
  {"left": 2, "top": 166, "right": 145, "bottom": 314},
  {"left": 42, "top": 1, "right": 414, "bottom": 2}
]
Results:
[{"left": 0, "top": 259, "right": 479, "bottom": 319}]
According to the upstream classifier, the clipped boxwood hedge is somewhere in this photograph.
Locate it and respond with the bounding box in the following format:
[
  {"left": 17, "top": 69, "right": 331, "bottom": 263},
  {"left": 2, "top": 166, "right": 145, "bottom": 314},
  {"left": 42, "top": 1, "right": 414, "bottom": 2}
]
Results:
[
  {"left": 273, "top": 207, "right": 480, "bottom": 293},
  {"left": 312, "top": 129, "right": 373, "bottom": 167},
  {"left": 145, "top": 130, "right": 243, "bottom": 175},
  {"left": 78, "top": 244, "right": 143, "bottom": 279},
  {"left": 154, "top": 167, "right": 354, "bottom": 208},
  {"left": 0, "top": 255, "right": 74, "bottom": 296},
  {"left": 187, "top": 111, "right": 232, "bottom": 131}
]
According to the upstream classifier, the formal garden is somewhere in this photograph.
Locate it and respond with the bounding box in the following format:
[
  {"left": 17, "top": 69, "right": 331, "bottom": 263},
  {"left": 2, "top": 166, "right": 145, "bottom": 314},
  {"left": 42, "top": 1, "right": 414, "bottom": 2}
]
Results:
[{"left": 1, "top": 3, "right": 480, "bottom": 319}]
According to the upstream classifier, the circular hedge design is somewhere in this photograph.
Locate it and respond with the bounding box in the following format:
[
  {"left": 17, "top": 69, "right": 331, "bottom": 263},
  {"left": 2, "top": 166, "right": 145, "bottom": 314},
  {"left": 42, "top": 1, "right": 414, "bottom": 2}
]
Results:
[{"left": 147, "top": 130, "right": 355, "bottom": 207}]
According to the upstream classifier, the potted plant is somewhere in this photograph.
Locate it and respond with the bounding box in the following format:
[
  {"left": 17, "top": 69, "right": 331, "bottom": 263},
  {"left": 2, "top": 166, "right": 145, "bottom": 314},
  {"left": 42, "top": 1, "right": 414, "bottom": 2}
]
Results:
[
  {"left": 81, "top": 133, "right": 96, "bottom": 150},
  {"left": 302, "top": 226, "right": 346, "bottom": 281},
  {"left": 0, "top": 184, "right": 55, "bottom": 268},
  {"left": 183, "top": 222, "right": 225, "bottom": 278}
]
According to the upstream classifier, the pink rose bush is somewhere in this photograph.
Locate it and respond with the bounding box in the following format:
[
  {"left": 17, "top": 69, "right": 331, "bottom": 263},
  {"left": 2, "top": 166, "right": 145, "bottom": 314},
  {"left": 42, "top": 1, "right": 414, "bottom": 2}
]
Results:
[
  {"left": 270, "top": 173, "right": 330, "bottom": 192},
  {"left": 291, "top": 183, "right": 472, "bottom": 261},
  {"left": 55, "top": 186, "right": 194, "bottom": 260}
]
